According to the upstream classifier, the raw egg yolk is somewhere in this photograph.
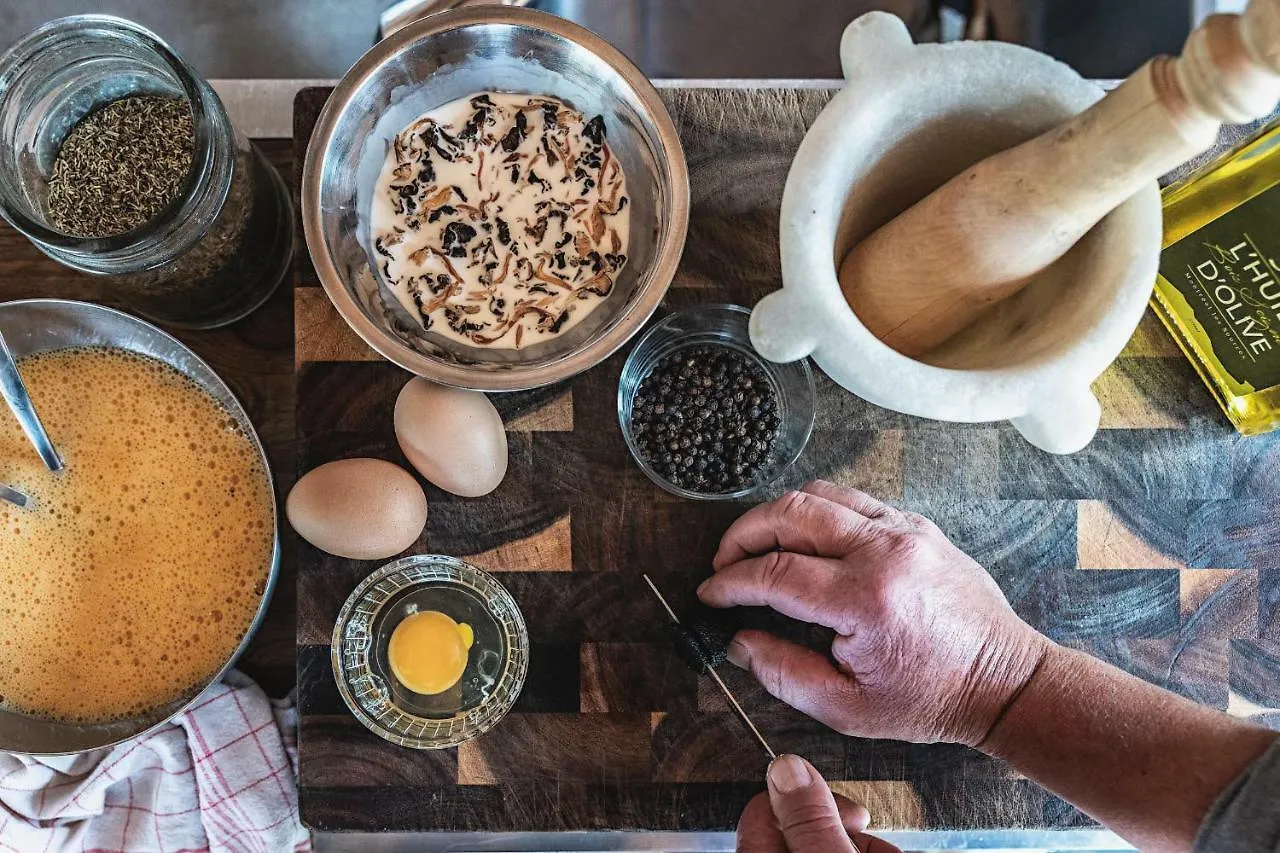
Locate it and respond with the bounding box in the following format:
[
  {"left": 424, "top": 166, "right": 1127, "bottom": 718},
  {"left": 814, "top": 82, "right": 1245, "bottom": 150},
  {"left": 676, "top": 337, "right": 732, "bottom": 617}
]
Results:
[{"left": 388, "top": 610, "right": 474, "bottom": 695}]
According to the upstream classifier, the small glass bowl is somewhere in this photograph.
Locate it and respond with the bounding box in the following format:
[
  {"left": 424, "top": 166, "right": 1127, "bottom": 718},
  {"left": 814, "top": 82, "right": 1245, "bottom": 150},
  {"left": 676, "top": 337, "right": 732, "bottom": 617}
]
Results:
[
  {"left": 618, "top": 304, "right": 816, "bottom": 501},
  {"left": 331, "top": 555, "right": 529, "bottom": 750}
]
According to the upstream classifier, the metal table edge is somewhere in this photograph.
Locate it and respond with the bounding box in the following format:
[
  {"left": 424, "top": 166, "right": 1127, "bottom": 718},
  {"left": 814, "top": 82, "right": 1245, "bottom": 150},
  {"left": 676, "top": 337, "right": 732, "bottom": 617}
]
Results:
[{"left": 314, "top": 828, "right": 1134, "bottom": 852}]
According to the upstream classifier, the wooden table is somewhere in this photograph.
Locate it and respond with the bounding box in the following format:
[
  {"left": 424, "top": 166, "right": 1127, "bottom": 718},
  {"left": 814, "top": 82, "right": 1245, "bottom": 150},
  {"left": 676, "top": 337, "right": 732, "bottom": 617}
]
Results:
[
  {"left": 289, "top": 86, "right": 1280, "bottom": 851},
  {"left": 4, "top": 82, "right": 1277, "bottom": 851}
]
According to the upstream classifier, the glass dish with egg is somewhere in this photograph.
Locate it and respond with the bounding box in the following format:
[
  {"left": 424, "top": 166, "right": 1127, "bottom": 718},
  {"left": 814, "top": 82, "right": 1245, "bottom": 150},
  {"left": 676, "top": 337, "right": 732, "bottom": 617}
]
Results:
[{"left": 331, "top": 554, "right": 528, "bottom": 749}]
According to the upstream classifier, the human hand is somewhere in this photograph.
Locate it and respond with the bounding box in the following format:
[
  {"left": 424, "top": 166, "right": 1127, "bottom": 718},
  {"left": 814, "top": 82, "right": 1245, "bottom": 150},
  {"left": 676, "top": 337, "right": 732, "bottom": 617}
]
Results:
[
  {"left": 737, "top": 754, "right": 901, "bottom": 853},
  {"left": 699, "top": 481, "right": 1050, "bottom": 747}
]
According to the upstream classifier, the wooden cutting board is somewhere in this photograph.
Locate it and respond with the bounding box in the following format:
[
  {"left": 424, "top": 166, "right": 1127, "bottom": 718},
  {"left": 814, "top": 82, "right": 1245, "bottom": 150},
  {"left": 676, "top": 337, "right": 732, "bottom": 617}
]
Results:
[{"left": 292, "top": 86, "right": 1280, "bottom": 834}]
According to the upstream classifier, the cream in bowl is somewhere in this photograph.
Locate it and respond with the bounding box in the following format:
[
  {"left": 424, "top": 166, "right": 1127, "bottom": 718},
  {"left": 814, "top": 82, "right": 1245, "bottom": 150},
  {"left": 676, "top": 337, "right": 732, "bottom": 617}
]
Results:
[
  {"left": 371, "top": 92, "right": 631, "bottom": 349},
  {"left": 302, "top": 5, "right": 688, "bottom": 391}
]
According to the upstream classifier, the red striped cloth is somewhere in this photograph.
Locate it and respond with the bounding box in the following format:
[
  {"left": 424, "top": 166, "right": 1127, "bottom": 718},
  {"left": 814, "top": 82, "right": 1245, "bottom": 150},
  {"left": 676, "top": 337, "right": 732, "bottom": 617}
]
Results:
[{"left": 0, "top": 671, "right": 310, "bottom": 853}]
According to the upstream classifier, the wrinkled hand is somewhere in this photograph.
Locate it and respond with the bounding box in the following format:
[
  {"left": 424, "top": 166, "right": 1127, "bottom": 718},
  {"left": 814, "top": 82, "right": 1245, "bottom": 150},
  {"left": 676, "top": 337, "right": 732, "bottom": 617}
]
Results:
[
  {"left": 699, "top": 481, "right": 1049, "bottom": 747},
  {"left": 737, "top": 754, "right": 901, "bottom": 853}
]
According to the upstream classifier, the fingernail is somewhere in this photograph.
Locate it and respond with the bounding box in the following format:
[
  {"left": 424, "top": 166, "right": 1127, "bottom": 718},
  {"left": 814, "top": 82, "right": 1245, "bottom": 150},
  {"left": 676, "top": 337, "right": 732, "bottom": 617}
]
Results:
[
  {"left": 726, "top": 639, "right": 750, "bottom": 669},
  {"left": 768, "top": 754, "right": 813, "bottom": 794},
  {"left": 696, "top": 579, "right": 710, "bottom": 598}
]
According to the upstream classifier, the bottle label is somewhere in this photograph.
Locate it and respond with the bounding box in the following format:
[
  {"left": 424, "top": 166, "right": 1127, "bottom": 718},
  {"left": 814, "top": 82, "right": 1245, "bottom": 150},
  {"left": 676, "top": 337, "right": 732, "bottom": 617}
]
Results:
[{"left": 1159, "top": 185, "right": 1280, "bottom": 392}]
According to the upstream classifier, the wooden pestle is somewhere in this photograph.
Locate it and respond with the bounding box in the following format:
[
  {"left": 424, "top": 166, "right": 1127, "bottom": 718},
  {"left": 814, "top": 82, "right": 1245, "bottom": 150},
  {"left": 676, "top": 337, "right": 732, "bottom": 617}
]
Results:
[{"left": 840, "top": 0, "right": 1280, "bottom": 359}]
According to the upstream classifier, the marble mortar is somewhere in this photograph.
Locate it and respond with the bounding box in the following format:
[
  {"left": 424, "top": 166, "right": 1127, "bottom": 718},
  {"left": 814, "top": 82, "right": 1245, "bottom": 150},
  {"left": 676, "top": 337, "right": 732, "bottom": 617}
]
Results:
[{"left": 749, "top": 12, "right": 1163, "bottom": 454}]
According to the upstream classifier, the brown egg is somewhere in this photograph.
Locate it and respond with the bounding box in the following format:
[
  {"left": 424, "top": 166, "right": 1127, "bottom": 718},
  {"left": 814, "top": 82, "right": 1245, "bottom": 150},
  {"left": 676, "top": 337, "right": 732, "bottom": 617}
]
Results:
[
  {"left": 286, "top": 458, "right": 427, "bottom": 560},
  {"left": 394, "top": 378, "right": 508, "bottom": 498}
]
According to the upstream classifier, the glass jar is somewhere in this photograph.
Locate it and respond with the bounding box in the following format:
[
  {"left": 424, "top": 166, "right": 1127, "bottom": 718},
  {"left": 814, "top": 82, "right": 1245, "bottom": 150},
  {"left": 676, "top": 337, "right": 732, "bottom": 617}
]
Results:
[
  {"left": 0, "top": 15, "right": 292, "bottom": 329},
  {"left": 618, "top": 304, "right": 817, "bottom": 501}
]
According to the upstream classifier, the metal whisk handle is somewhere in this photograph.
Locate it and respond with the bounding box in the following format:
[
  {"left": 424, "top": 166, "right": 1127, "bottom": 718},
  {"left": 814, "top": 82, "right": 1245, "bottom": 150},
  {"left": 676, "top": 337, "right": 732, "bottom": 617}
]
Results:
[{"left": 0, "top": 331, "right": 64, "bottom": 472}]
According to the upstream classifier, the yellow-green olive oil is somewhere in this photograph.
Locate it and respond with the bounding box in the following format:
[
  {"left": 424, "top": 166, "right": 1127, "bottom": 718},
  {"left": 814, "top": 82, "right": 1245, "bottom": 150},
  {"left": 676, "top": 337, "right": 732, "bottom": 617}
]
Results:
[{"left": 1153, "top": 120, "right": 1280, "bottom": 435}]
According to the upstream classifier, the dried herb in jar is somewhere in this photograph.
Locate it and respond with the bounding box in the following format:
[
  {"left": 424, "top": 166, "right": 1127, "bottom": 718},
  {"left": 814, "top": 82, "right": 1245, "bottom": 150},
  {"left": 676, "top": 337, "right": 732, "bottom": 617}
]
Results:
[{"left": 46, "top": 95, "right": 194, "bottom": 238}]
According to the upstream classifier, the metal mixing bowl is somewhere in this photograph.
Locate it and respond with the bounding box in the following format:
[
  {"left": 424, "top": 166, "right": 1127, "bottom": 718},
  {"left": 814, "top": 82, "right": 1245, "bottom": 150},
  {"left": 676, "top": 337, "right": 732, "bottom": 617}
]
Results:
[
  {"left": 302, "top": 5, "right": 689, "bottom": 391},
  {"left": 0, "top": 299, "right": 280, "bottom": 755}
]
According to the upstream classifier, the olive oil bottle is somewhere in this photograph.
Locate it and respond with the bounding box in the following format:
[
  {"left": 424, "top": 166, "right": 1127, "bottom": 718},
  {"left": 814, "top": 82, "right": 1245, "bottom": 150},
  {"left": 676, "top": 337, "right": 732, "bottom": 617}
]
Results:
[{"left": 1153, "top": 120, "right": 1280, "bottom": 435}]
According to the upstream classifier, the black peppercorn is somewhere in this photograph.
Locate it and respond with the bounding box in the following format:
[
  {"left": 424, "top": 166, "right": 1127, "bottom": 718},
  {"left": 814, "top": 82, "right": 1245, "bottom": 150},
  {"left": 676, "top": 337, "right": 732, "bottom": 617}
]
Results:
[{"left": 630, "top": 343, "right": 783, "bottom": 493}]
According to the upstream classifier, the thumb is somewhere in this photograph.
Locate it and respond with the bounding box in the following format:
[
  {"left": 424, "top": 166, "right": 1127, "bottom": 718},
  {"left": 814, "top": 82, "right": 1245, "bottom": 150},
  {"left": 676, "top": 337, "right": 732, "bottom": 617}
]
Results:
[
  {"left": 730, "top": 630, "right": 859, "bottom": 735},
  {"left": 766, "top": 755, "right": 858, "bottom": 853}
]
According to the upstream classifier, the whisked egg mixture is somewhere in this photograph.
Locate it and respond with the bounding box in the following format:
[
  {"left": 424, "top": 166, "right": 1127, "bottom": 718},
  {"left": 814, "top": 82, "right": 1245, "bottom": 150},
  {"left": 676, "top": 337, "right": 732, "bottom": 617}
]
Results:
[{"left": 0, "top": 348, "right": 274, "bottom": 723}]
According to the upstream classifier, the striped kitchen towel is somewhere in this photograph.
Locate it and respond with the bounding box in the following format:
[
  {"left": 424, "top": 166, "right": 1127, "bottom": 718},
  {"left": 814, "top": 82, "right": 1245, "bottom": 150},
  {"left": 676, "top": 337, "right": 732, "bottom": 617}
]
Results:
[{"left": 0, "top": 670, "right": 310, "bottom": 853}]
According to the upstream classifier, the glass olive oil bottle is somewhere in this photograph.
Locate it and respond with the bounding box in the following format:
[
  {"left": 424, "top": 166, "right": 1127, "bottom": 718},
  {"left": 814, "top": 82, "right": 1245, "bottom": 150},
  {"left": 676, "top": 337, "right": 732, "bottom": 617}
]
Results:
[{"left": 1153, "top": 120, "right": 1280, "bottom": 435}]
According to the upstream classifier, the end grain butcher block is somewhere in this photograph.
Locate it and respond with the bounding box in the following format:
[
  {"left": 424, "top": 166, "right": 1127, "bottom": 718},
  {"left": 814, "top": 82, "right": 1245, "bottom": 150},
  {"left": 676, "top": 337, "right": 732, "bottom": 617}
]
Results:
[{"left": 292, "top": 86, "right": 1280, "bottom": 835}]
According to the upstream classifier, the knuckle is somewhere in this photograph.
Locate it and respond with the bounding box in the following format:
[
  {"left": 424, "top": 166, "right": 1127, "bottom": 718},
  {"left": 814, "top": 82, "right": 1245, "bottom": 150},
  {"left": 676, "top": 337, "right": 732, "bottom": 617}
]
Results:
[
  {"left": 858, "top": 597, "right": 897, "bottom": 638},
  {"left": 898, "top": 511, "right": 947, "bottom": 546},
  {"left": 759, "top": 550, "right": 792, "bottom": 595},
  {"left": 757, "top": 655, "right": 790, "bottom": 699},
  {"left": 897, "top": 509, "right": 932, "bottom": 529},
  {"left": 820, "top": 676, "right": 855, "bottom": 707},
  {"left": 884, "top": 526, "right": 923, "bottom": 559},
  {"left": 861, "top": 570, "right": 897, "bottom": 609},
  {"left": 913, "top": 518, "right": 946, "bottom": 544},
  {"left": 754, "top": 644, "right": 804, "bottom": 704},
  {"left": 800, "top": 479, "right": 832, "bottom": 495},
  {"left": 776, "top": 488, "right": 811, "bottom": 518},
  {"left": 821, "top": 692, "right": 861, "bottom": 736}
]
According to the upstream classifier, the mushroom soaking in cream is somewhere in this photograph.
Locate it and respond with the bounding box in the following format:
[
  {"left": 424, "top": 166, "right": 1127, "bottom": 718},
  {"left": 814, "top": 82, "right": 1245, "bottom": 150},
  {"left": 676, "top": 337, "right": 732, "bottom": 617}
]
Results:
[{"left": 371, "top": 92, "right": 631, "bottom": 348}]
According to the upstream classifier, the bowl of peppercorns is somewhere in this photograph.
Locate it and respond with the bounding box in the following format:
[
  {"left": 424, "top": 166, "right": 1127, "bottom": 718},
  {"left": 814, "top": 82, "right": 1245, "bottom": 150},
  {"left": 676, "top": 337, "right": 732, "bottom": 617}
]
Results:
[{"left": 619, "top": 304, "right": 816, "bottom": 500}]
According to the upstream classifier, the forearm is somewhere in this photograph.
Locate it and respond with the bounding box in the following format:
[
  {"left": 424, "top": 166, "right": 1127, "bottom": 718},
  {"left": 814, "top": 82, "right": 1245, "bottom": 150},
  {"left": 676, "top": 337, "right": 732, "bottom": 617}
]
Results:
[{"left": 981, "top": 644, "right": 1278, "bottom": 852}]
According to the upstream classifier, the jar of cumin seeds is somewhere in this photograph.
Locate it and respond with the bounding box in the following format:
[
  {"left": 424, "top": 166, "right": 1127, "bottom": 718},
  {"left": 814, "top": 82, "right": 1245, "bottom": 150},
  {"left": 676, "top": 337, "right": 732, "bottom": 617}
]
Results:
[{"left": 0, "top": 15, "right": 292, "bottom": 329}]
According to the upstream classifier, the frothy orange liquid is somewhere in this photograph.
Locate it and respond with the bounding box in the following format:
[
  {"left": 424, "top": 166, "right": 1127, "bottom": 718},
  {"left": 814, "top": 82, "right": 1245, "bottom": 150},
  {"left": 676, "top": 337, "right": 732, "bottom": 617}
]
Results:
[{"left": 0, "top": 348, "right": 275, "bottom": 723}]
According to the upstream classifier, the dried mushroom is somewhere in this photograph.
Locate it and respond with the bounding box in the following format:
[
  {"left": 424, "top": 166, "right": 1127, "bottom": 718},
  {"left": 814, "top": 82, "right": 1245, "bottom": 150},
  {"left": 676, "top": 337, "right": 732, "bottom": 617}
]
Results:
[{"left": 371, "top": 92, "right": 631, "bottom": 348}]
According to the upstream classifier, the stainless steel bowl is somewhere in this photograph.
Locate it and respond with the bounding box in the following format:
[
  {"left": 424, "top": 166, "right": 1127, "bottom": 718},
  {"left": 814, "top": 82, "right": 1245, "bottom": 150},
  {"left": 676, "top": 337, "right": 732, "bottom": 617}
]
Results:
[
  {"left": 0, "top": 299, "right": 280, "bottom": 755},
  {"left": 302, "top": 6, "right": 689, "bottom": 391}
]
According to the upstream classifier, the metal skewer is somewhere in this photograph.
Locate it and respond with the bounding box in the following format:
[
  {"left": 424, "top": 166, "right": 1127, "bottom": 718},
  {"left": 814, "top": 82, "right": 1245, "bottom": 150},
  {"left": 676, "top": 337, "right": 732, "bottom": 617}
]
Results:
[
  {"left": 643, "top": 575, "right": 862, "bottom": 852},
  {"left": 642, "top": 573, "right": 776, "bottom": 761}
]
